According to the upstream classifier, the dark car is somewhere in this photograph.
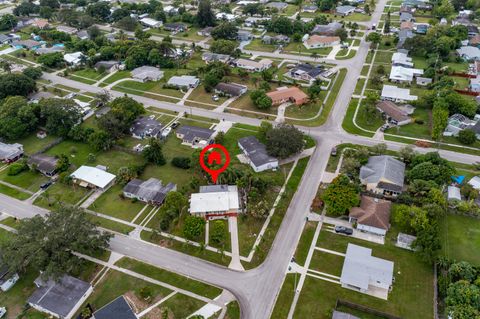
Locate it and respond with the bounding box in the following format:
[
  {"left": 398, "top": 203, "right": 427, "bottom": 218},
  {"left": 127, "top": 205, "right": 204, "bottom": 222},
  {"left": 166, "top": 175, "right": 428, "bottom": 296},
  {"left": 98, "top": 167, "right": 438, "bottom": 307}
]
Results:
[
  {"left": 331, "top": 147, "right": 337, "bottom": 156},
  {"left": 334, "top": 226, "right": 353, "bottom": 235},
  {"left": 40, "top": 181, "right": 52, "bottom": 190},
  {"left": 171, "top": 122, "right": 180, "bottom": 129}
]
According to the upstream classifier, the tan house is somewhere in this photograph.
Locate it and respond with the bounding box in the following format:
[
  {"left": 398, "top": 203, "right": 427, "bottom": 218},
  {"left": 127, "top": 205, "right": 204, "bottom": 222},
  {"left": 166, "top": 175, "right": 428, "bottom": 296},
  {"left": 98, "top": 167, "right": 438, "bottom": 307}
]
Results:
[
  {"left": 266, "top": 87, "right": 309, "bottom": 106},
  {"left": 234, "top": 58, "right": 273, "bottom": 72},
  {"left": 303, "top": 35, "right": 340, "bottom": 49}
]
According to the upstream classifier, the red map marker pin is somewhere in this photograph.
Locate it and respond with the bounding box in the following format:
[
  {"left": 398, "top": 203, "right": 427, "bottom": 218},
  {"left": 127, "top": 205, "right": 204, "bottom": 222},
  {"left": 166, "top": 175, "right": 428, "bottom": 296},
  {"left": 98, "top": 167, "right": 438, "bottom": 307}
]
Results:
[{"left": 199, "top": 144, "right": 230, "bottom": 183}]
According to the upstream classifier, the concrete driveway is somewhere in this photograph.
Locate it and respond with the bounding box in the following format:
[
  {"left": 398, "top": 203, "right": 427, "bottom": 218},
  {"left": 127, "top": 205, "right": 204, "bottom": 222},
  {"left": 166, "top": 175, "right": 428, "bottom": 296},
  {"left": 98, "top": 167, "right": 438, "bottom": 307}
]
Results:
[{"left": 322, "top": 216, "right": 385, "bottom": 245}]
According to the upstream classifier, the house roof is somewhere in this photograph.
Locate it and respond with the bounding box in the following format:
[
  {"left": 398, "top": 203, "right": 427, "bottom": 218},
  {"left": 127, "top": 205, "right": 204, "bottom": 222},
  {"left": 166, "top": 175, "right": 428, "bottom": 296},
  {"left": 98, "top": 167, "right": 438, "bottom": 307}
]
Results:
[
  {"left": 32, "top": 19, "right": 49, "bottom": 28},
  {"left": 215, "top": 82, "right": 247, "bottom": 96},
  {"left": 28, "top": 154, "right": 58, "bottom": 174},
  {"left": 291, "top": 63, "right": 324, "bottom": 78},
  {"left": 448, "top": 185, "right": 461, "bottom": 201},
  {"left": 381, "top": 85, "right": 418, "bottom": 101},
  {"left": 391, "top": 51, "right": 413, "bottom": 67},
  {"left": 140, "top": 17, "right": 161, "bottom": 27},
  {"left": 340, "top": 244, "right": 394, "bottom": 291},
  {"left": 202, "top": 52, "right": 230, "bottom": 62},
  {"left": 400, "top": 21, "right": 414, "bottom": 30},
  {"left": 123, "top": 178, "right": 175, "bottom": 203},
  {"left": 28, "top": 275, "right": 91, "bottom": 318},
  {"left": 190, "top": 185, "right": 240, "bottom": 213},
  {"left": 176, "top": 125, "right": 214, "bottom": 143},
  {"left": 360, "top": 155, "right": 405, "bottom": 189},
  {"left": 376, "top": 100, "right": 411, "bottom": 123},
  {"left": 397, "top": 232, "right": 416, "bottom": 245},
  {"left": 12, "top": 40, "right": 41, "bottom": 49},
  {"left": 305, "top": 35, "right": 340, "bottom": 46},
  {"left": 70, "top": 165, "right": 115, "bottom": 188},
  {"left": 336, "top": 5, "right": 355, "bottom": 14},
  {"left": 130, "top": 116, "right": 163, "bottom": 137},
  {"left": 93, "top": 296, "right": 137, "bottom": 319},
  {"left": 457, "top": 46, "right": 480, "bottom": 60},
  {"left": 56, "top": 25, "right": 78, "bottom": 34},
  {"left": 167, "top": 75, "right": 199, "bottom": 87},
  {"left": 389, "top": 65, "right": 423, "bottom": 82},
  {"left": 266, "top": 86, "right": 308, "bottom": 103},
  {"left": 164, "top": 23, "right": 186, "bottom": 30},
  {"left": 235, "top": 58, "right": 272, "bottom": 69},
  {"left": 312, "top": 22, "right": 343, "bottom": 35},
  {"left": 468, "top": 176, "right": 480, "bottom": 190},
  {"left": 238, "top": 136, "right": 277, "bottom": 168},
  {"left": 0, "top": 142, "right": 22, "bottom": 160},
  {"left": 266, "top": 1, "right": 288, "bottom": 9},
  {"left": 63, "top": 51, "right": 84, "bottom": 63},
  {"left": 95, "top": 60, "right": 119, "bottom": 70},
  {"left": 349, "top": 196, "right": 391, "bottom": 230},
  {"left": 332, "top": 311, "right": 361, "bottom": 319},
  {"left": 35, "top": 46, "right": 64, "bottom": 55},
  {"left": 131, "top": 66, "right": 163, "bottom": 81}
]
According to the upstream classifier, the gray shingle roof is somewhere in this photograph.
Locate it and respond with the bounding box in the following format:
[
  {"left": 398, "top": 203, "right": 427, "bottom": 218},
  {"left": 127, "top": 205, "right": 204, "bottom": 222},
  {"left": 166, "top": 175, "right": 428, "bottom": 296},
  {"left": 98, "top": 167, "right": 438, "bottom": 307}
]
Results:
[
  {"left": 359, "top": 155, "right": 405, "bottom": 189},
  {"left": 28, "top": 154, "right": 58, "bottom": 175},
  {"left": 130, "top": 116, "right": 163, "bottom": 138},
  {"left": 28, "top": 275, "right": 91, "bottom": 318},
  {"left": 93, "top": 296, "right": 137, "bottom": 319},
  {"left": 238, "top": 136, "right": 277, "bottom": 168},
  {"left": 123, "top": 178, "right": 175, "bottom": 204},
  {"left": 176, "top": 125, "right": 214, "bottom": 143}
]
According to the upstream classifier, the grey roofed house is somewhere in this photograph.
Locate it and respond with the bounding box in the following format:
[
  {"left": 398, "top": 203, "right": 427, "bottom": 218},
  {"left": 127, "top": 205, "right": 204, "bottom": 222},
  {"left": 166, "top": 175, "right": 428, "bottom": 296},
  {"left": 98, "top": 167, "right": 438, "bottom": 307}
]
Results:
[
  {"left": 289, "top": 63, "right": 324, "bottom": 82},
  {"left": 130, "top": 116, "right": 163, "bottom": 139},
  {"left": 376, "top": 100, "right": 412, "bottom": 125},
  {"left": 95, "top": 60, "right": 119, "bottom": 72},
  {"left": 95, "top": 106, "right": 111, "bottom": 118},
  {"left": 262, "top": 35, "right": 290, "bottom": 44},
  {"left": 266, "top": 1, "right": 288, "bottom": 10},
  {"left": 29, "top": 91, "right": 55, "bottom": 102},
  {"left": 396, "top": 232, "right": 417, "bottom": 250},
  {"left": 237, "top": 30, "right": 253, "bottom": 41},
  {"left": 0, "top": 34, "right": 10, "bottom": 43},
  {"left": 28, "top": 154, "right": 58, "bottom": 176},
  {"left": 35, "top": 46, "right": 64, "bottom": 55},
  {"left": 176, "top": 125, "right": 215, "bottom": 144},
  {"left": 215, "top": 82, "right": 248, "bottom": 97},
  {"left": 76, "top": 30, "right": 89, "bottom": 40},
  {"left": 0, "top": 142, "right": 23, "bottom": 163},
  {"left": 164, "top": 23, "right": 187, "bottom": 32},
  {"left": 467, "top": 25, "right": 479, "bottom": 36},
  {"left": 93, "top": 295, "right": 137, "bottom": 319},
  {"left": 360, "top": 155, "right": 405, "bottom": 195},
  {"left": 340, "top": 244, "right": 394, "bottom": 299},
  {"left": 123, "top": 178, "right": 176, "bottom": 205},
  {"left": 202, "top": 52, "right": 231, "bottom": 63},
  {"left": 457, "top": 46, "right": 480, "bottom": 60},
  {"left": 332, "top": 311, "right": 361, "bottom": 319},
  {"left": 167, "top": 75, "right": 200, "bottom": 88},
  {"left": 312, "top": 22, "right": 343, "bottom": 35},
  {"left": 302, "top": 5, "right": 318, "bottom": 12},
  {"left": 12, "top": 39, "right": 41, "bottom": 49},
  {"left": 238, "top": 136, "right": 278, "bottom": 172},
  {"left": 28, "top": 275, "right": 92, "bottom": 318},
  {"left": 131, "top": 66, "right": 164, "bottom": 82},
  {"left": 400, "top": 11, "right": 413, "bottom": 21},
  {"left": 336, "top": 5, "right": 355, "bottom": 15},
  {"left": 397, "top": 29, "right": 414, "bottom": 48}
]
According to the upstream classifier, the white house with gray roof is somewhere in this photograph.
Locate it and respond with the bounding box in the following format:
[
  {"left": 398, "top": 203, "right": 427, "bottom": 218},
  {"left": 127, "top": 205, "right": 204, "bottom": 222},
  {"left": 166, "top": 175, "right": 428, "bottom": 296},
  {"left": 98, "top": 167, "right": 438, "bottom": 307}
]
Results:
[
  {"left": 131, "top": 66, "right": 164, "bottom": 82},
  {"left": 167, "top": 75, "right": 200, "bottom": 89},
  {"left": 238, "top": 136, "right": 278, "bottom": 172},
  {"left": 360, "top": 155, "right": 405, "bottom": 197},
  {"left": 130, "top": 116, "right": 163, "bottom": 139},
  {"left": 0, "top": 142, "right": 23, "bottom": 163},
  {"left": 123, "top": 178, "right": 176, "bottom": 205},
  {"left": 176, "top": 125, "right": 215, "bottom": 148},
  {"left": 336, "top": 5, "right": 355, "bottom": 16},
  {"left": 340, "top": 244, "right": 394, "bottom": 300}
]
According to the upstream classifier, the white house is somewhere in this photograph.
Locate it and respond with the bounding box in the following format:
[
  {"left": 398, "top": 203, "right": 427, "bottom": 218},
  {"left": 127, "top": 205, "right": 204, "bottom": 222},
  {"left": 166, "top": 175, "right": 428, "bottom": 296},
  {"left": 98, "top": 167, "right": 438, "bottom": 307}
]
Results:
[
  {"left": 340, "top": 244, "right": 394, "bottom": 300},
  {"left": 468, "top": 176, "right": 480, "bottom": 190},
  {"left": 349, "top": 196, "right": 391, "bottom": 236},
  {"left": 63, "top": 52, "right": 84, "bottom": 66},
  {"left": 140, "top": 17, "right": 162, "bottom": 28},
  {"left": 389, "top": 65, "right": 423, "bottom": 83},
  {"left": 238, "top": 136, "right": 278, "bottom": 172},
  {"left": 167, "top": 75, "right": 200, "bottom": 88},
  {"left": 303, "top": 35, "right": 340, "bottom": 49},
  {"left": 70, "top": 165, "right": 116, "bottom": 190},
  {"left": 190, "top": 185, "right": 242, "bottom": 219},
  {"left": 234, "top": 58, "right": 272, "bottom": 72},
  {"left": 381, "top": 85, "right": 418, "bottom": 102}
]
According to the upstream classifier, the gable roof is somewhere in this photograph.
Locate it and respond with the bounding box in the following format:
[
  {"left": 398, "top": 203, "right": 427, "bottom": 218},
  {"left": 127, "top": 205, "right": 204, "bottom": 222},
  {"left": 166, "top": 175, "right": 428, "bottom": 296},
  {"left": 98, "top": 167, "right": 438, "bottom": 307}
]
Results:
[
  {"left": 0, "top": 142, "right": 23, "bottom": 160},
  {"left": 28, "top": 275, "right": 91, "bottom": 318},
  {"left": 349, "top": 196, "right": 391, "bottom": 230},
  {"left": 190, "top": 185, "right": 239, "bottom": 213},
  {"left": 28, "top": 154, "right": 58, "bottom": 174},
  {"left": 376, "top": 100, "right": 411, "bottom": 123},
  {"left": 238, "top": 136, "right": 277, "bottom": 168},
  {"left": 131, "top": 66, "right": 163, "bottom": 81},
  {"left": 360, "top": 155, "right": 405, "bottom": 189},
  {"left": 93, "top": 296, "right": 137, "bottom": 319},
  {"left": 215, "top": 82, "right": 247, "bottom": 96},
  {"left": 123, "top": 178, "right": 175, "bottom": 203},
  {"left": 176, "top": 125, "right": 214, "bottom": 143},
  {"left": 312, "top": 22, "right": 343, "bottom": 34},
  {"left": 130, "top": 116, "right": 163, "bottom": 137},
  {"left": 305, "top": 35, "right": 340, "bottom": 46},
  {"left": 290, "top": 63, "right": 324, "bottom": 78}
]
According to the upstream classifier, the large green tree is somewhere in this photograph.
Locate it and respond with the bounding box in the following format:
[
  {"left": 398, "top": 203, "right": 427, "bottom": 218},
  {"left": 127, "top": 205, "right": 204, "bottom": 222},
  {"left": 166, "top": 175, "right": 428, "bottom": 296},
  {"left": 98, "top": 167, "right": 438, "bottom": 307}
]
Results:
[
  {"left": 265, "top": 123, "right": 304, "bottom": 159},
  {"left": 196, "top": 0, "right": 216, "bottom": 27},
  {"left": 321, "top": 174, "right": 360, "bottom": 216},
  {"left": 143, "top": 138, "right": 166, "bottom": 165},
  {"left": 0, "top": 73, "right": 36, "bottom": 99},
  {"left": 39, "top": 98, "right": 82, "bottom": 137},
  {"left": 2, "top": 206, "right": 111, "bottom": 279},
  {"left": 0, "top": 96, "right": 38, "bottom": 141}
]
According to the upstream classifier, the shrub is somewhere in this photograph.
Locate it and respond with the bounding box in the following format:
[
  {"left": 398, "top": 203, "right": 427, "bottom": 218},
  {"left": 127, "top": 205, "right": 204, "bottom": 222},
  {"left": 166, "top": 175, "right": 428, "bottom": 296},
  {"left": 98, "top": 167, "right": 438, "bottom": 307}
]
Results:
[
  {"left": 458, "top": 129, "right": 477, "bottom": 145},
  {"left": 415, "top": 119, "right": 424, "bottom": 125},
  {"left": 7, "top": 162, "right": 27, "bottom": 176},
  {"left": 171, "top": 157, "right": 191, "bottom": 169}
]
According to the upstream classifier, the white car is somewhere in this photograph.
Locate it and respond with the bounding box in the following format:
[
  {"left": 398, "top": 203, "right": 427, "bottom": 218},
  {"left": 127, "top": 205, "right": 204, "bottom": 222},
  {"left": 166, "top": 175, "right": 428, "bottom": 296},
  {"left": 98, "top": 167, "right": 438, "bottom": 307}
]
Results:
[
  {"left": 0, "top": 307, "right": 6, "bottom": 318},
  {"left": 161, "top": 127, "right": 172, "bottom": 138}
]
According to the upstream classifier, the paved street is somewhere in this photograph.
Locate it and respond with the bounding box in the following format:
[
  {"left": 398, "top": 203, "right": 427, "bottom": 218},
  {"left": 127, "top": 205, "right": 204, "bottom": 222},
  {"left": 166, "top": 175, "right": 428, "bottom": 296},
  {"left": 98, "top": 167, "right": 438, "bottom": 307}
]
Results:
[{"left": 2, "top": 0, "right": 480, "bottom": 318}]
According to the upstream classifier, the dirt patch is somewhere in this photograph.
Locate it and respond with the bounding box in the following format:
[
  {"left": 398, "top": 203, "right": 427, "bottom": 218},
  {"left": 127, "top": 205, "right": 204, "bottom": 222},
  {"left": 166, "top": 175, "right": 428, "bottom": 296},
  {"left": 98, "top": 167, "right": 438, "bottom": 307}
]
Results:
[{"left": 125, "top": 291, "right": 169, "bottom": 316}]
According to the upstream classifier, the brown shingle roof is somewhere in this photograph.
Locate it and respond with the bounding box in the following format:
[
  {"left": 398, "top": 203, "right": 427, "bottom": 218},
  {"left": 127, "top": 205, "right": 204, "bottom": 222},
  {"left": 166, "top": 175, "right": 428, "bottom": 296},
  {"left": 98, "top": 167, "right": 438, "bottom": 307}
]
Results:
[
  {"left": 376, "top": 100, "right": 411, "bottom": 123},
  {"left": 349, "top": 195, "right": 391, "bottom": 230}
]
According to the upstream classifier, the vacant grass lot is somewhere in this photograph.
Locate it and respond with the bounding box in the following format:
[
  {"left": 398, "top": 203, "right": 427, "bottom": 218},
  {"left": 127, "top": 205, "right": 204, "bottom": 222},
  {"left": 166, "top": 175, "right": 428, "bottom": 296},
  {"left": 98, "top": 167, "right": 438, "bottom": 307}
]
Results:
[
  {"left": 115, "top": 257, "right": 222, "bottom": 298},
  {"left": 15, "top": 133, "right": 58, "bottom": 155},
  {"left": 270, "top": 274, "right": 296, "bottom": 318},
  {"left": 440, "top": 214, "right": 480, "bottom": 265},
  {"left": 341, "top": 99, "right": 376, "bottom": 137},
  {"left": 294, "top": 221, "right": 317, "bottom": 266},
  {"left": 293, "top": 229, "right": 433, "bottom": 319},
  {"left": 89, "top": 184, "right": 146, "bottom": 221},
  {"left": 308, "top": 251, "right": 344, "bottom": 277}
]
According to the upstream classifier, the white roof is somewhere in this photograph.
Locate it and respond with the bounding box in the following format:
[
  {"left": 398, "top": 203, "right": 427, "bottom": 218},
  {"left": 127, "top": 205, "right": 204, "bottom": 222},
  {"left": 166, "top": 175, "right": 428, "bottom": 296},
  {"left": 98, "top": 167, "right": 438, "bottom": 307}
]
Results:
[
  {"left": 63, "top": 52, "right": 84, "bottom": 64},
  {"left": 389, "top": 65, "right": 423, "bottom": 82},
  {"left": 340, "top": 244, "right": 394, "bottom": 290},
  {"left": 391, "top": 52, "right": 413, "bottom": 67},
  {"left": 381, "top": 85, "right": 418, "bottom": 101},
  {"left": 457, "top": 46, "right": 480, "bottom": 60},
  {"left": 190, "top": 186, "right": 239, "bottom": 213},
  {"left": 70, "top": 166, "right": 116, "bottom": 188},
  {"left": 447, "top": 186, "right": 461, "bottom": 201},
  {"left": 468, "top": 176, "right": 480, "bottom": 190},
  {"left": 140, "top": 17, "right": 161, "bottom": 27},
  {"left": 167, "top": 75, "right": 199, "bottom": 86},
  {"left": 216, "top": 12, "right": 236, "bottom": 20}
]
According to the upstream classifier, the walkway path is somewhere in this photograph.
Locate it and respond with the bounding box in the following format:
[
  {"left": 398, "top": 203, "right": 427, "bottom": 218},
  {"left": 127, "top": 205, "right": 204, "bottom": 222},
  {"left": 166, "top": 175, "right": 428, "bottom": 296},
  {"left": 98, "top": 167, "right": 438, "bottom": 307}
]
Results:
[{"left": 228, "top": 216, "right": 244, "bottom": 271}]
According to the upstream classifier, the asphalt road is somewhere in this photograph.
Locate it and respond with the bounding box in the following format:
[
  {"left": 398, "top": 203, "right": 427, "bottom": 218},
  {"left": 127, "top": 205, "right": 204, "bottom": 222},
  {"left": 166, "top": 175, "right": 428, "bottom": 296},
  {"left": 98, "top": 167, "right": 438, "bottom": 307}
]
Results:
[{"left": 4, "top": 1, "right": 480, "bottom": 318}]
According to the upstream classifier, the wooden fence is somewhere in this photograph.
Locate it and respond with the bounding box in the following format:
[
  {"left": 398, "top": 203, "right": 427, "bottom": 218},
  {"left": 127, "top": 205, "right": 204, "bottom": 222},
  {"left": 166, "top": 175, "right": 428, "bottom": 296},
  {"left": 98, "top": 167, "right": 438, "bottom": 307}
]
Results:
[{"left": 335, "top": 299, "right": 402, "bottom": 319}]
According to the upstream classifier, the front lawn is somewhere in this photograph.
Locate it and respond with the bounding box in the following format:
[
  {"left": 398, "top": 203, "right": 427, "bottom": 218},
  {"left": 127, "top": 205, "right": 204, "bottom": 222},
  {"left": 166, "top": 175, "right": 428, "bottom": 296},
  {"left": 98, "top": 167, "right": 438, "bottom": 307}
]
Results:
[
  {"left": 158, "top": 293, "right": 205, "bottom": 318},
  {"left": 34, "top": 183, "right": 90, "bottom": 209},
  {"left": 186, "top": 85, "right": 227, "bottom": 106},
  {"left": 15, "top": 133, "right": 58, "bottom": 155},
  {"left": 244, "top": 39, "right": 277, "bottom": 52},
  {"left": 283, "top": 42, "right": 332, "bottom": 56},
  {"left": 0, "top": 184, "right": 31, "bottom": 200},
  {"left": 0, "top": 169, "right": 49, "bottom": 193},
  {"left": 88, "top": 184, "right": 146, "bottom": 221}
]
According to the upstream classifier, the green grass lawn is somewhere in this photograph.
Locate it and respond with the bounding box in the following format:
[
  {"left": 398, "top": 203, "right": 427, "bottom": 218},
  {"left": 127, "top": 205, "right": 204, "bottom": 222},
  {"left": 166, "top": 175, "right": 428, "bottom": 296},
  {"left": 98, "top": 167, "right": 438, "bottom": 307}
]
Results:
[
  {"left": 0, "top": 217, "right": 20, "bottom": 229},
  {"left": 34, "top": 183, "right": 90, "bottom": 209},
  {"left": 294, "top": 229, "right": 434, "bottom": 319},
  {"left": 294, "top": 221, "right": 317, "bottom": 266},
  {"left": 308, "top": 250, "right": 344, "bottom": 277},
  {"left": 84, "top": 270, "right": 172, "bottom": 313},
  {"left": 15, "top": 133, "right": 58, "bottom": 155},
  {"left": 0, "top": 183, "right": 31, "bottom": 200},
  {"left": 0, "top": 266, "right": 40, "bottom": 318},
  {"left": 0, "top": 169, "right": 48, "bottom": 193},
  {"left": 342, "top": 98, "right": 375, "bottom": 137},
  {"left": 88, "top": 184, "right": 146, "bottom": 221},
  {"left": 440, "top": 214, "right": 480, "bottom": 265},
  {"left": 68, "top": 75, "right": 97, "bottom": 85},
  {"left": 186, "top": 85, "right": 227, "bottom": 106},
  {"left": 361, "top": 65, "right": 370, "bottom": 76},
  {"left": 115, "top": 257, "right": 222, "bottom": 298},
  {"left": 244, "top": 39, "right": 277, "bottom": 52},
  {"left": 385, "top": 106, "right": 431, "bottom": 140},
  {"left": 374, "top": 51, "right": 393, "bottom": 64},
  {"left": 100, "top": 70, "right": 131, "bottom": 84},
  {"left": 283, "top": 42, "right": 332, "bottom": 56},
  {"left": 356, "top": 104, "right": 384, "bottom": 132},
  {"left": 354, "top": 78, "right": 366, "bottom": 95},
  {"left": 72, "top": 68, "right": 105, "bottom": 80},
  {"left": 88, "top": 214, "right": 135, "bottom": 234},
  {"left": 159, "top": 293, "right": 205, "bottom": 318},
  {"left": 444, "top": 61, "right": 468, "bottom": 72},
  {"left": 270, "top": 274, "right": 297, "bottom": 318}
]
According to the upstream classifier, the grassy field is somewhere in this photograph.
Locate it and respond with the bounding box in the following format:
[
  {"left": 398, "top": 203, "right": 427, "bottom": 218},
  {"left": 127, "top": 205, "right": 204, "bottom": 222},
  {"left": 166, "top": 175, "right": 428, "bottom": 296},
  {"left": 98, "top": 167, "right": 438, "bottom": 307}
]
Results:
[
  {"left": 294, "top": 221, "right": 317, "bottom": 266},
  {"left": 0, "top": 183, "right": 31, "bottom": 200},
  {"left": 158, "top": 293, "right": 205, "bottom": 318},
  {"left": 270, "top": 274, "right": 296, "bottom": 318},
  {"left": 0, "top": 169, "right": 49, "bottom": 193},
  {"left": 439, "top": 214, "right": 480, "bottom": 265},
  {"left": 88, "top": 184, "right": 146, "bottom": 221},
  {"left": 341, "top": 98, "right": 375, "bottom": 137},
  {"left": 15, "top": 133, "right": 58, "bottom": 155},
  {"left": 115, "top": 257, "right": 222, "bottom": 298},
  {"left": 283, "top": 42, "right": 332, "bottom": 56},
  {"left": 34, "top": 183, "right": 90, "bottom": 209},
  {"left": 88, "top": 214, "right": 135, "bottom": 234},
  {"left": 244, "top": 39, "right": 277, "bottom": 52}
]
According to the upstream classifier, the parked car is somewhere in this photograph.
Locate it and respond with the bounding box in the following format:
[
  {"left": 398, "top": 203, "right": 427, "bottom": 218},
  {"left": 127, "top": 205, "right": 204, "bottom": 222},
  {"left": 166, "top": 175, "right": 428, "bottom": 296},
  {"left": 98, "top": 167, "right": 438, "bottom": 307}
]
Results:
[
  {"left": 40, "top": 181, "right": 52, "bottom": 190},
  {"left": 212, "top": 95, "right": 219, "bottom": 101},
  {"left": 331, "top": 147, "right": 337, "bottom": 156},
  {"left": 171, "top": 122, "right": 180, "bottom": 129},
  {"left": 334, "top": 226, "right": 353, "bottom": 235},
  {"left": 161, "top": 127, "right": 172, "bottom": 138}
]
